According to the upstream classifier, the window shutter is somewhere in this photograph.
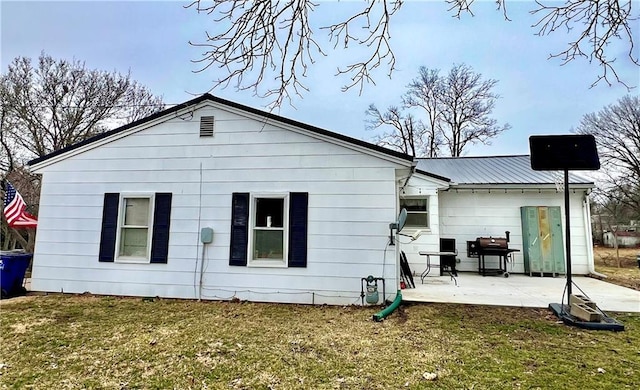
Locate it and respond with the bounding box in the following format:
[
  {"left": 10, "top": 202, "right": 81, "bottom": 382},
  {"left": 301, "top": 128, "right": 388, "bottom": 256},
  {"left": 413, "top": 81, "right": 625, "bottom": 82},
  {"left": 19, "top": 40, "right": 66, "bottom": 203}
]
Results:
[
  {"left": 288, "top": 192, "right": 308, "bottom": 268},
  {"left": 200, "top": 116, "right": 214, "bottom": 137},
  {"left": 229, "top": 192, "right": 249, "bottom": 266},
  {"left": 150, "top": 193, "right": 172, "bottom": 264},
  {"left": 98, "top": 193, "right": 119, "bottom": 262}
]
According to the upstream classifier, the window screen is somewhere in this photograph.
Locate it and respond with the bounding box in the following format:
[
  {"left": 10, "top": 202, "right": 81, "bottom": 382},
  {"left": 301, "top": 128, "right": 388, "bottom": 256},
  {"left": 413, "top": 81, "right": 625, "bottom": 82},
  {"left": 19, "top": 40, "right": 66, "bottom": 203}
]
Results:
[
  {"left": 400, "top": 198, "right": 429, "bottom": 227},
  {"left": 119, "top": 197, "right": 151, "bottom": 257}
]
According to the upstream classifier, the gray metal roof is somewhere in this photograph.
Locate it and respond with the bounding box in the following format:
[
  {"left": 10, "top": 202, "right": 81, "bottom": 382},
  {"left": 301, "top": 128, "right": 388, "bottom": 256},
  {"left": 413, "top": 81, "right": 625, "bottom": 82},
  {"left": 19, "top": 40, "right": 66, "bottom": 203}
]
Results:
[{"left": 416, "top": 155, "right": 594, "bottom": 186}]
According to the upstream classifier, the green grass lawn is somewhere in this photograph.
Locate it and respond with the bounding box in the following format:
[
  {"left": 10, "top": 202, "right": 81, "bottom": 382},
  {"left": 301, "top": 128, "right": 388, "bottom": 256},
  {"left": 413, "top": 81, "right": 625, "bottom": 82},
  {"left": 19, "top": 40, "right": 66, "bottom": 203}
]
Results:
[{"left": 1, "top": 295, "right": 639, "bottom": 389}]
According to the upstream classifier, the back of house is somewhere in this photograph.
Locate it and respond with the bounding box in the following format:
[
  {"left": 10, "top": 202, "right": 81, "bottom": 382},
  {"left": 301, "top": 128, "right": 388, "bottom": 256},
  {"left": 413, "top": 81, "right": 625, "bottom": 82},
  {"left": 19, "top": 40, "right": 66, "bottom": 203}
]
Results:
[
  {"left": 28, "top": 95, "right": 415, "bottom": 305},
  {"left": 28, "top": 94, "right": 598, "bottom": 305}
]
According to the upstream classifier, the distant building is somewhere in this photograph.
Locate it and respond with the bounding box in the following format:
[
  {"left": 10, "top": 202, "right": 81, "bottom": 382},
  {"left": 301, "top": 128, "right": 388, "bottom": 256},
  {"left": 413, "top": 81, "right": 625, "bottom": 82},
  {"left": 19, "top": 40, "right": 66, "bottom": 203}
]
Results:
[{"left": 602, "top": 230, "right": 640, "bottom": 248}]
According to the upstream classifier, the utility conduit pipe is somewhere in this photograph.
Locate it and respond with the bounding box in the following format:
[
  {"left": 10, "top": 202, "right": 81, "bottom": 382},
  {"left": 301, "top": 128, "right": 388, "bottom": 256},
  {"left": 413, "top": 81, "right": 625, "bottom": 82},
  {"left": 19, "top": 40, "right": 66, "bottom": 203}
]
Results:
[{"left": 583, "top": 194, "right": 606, "bottom": 278}]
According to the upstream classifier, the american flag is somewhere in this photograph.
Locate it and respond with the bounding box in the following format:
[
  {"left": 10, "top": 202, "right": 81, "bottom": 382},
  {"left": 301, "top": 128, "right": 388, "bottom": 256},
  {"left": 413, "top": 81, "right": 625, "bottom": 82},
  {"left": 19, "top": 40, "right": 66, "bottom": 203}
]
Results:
[{"left": 3, "top": 181, "right": 38, "bottom": 228}]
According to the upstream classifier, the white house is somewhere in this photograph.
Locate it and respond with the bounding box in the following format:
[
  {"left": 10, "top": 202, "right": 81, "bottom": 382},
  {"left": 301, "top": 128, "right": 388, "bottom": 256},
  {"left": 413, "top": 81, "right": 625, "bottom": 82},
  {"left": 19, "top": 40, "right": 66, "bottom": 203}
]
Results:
[
  {"left": 28, "top": 94, "right": 597, "bottom": 305},
  {"left": 400, "top": 156, "right": 596, "bottom": 277},
  {"left": 603, "top": 231, "right": 640, "bottom": 248}
]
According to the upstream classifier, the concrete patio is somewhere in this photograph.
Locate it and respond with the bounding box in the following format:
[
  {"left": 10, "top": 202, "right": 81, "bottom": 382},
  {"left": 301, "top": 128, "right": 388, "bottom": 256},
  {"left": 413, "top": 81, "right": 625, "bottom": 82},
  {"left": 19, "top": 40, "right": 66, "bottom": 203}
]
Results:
[{"left": 402, "top": 273, "right": 640, "bottom": 313}]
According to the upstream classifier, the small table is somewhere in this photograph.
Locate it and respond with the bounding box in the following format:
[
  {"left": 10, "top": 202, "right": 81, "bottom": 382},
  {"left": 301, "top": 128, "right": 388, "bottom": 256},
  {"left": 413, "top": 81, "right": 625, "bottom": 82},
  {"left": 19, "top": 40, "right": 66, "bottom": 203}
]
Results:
[{"left": 418, "top": 251, "right": 458, "bottom": 284}]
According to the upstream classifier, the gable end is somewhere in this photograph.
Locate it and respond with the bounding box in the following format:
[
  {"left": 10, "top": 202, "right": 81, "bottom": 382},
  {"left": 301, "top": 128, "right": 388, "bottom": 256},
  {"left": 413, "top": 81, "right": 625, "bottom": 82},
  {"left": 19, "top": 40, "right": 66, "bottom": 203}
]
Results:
[{"left": 28, "top": 94, "right": 413, "bottom": 168}]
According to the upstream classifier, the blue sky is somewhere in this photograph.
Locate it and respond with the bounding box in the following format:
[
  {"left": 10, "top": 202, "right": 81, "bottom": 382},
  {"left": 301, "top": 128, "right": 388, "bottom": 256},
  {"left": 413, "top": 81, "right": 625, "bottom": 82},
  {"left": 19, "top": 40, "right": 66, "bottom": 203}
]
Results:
[{"left": 2, "top": 1, "right": 638, "bottom": 156}]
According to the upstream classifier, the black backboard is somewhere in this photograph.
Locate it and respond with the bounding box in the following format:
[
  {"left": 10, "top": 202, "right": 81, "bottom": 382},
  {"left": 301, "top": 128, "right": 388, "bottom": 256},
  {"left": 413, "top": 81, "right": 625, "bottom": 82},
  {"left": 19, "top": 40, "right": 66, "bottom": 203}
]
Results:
[{"left": 529, "top": 135, "right": 600, "bottom": 171}]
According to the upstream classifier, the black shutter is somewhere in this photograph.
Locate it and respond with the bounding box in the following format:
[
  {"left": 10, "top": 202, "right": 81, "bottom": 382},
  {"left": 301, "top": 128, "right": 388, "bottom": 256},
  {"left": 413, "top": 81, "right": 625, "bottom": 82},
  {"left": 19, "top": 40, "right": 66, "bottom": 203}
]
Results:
[
  {"left": 229, "top": 192, "right": 249, "bottom": 266},
  {"left": 150, "top": 193, "right": 172, "bottom": 264},
  {"left": 288, "top": 192, "right": 308, "bottom": 267},
  {"left": 98, "top": 193, "right": 119, "bottom": 262}
]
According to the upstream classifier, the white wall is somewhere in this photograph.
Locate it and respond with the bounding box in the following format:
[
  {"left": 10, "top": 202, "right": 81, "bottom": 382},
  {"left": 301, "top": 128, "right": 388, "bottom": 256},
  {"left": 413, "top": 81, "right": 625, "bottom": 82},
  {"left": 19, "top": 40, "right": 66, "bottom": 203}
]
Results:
[
  {"left": 31, "top": 102, "right": 407, "bottom": 305},
  {"left": 437, "top": 189, "right": 592, "bottom": 275},
  {"left": 396, "top": 175, "right": 446, "bottom": 276}
]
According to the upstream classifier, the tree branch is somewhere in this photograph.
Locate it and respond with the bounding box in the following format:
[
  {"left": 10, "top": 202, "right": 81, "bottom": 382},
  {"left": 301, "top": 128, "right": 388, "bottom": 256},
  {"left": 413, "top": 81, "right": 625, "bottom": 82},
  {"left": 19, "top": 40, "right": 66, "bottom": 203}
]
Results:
[
  {"left": 531, "top": 0, "right": 638, "bottom": 89},
  {"left": 188, "top": 1, "right": 637, "bottom": 106}
]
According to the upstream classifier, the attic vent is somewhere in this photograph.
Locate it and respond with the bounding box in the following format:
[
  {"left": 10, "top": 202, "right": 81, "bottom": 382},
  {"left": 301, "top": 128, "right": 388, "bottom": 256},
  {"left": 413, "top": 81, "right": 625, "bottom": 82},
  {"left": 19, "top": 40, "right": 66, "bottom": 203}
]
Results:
[{"left": 200, "top": 116, "right": 214, "bottom": 137}]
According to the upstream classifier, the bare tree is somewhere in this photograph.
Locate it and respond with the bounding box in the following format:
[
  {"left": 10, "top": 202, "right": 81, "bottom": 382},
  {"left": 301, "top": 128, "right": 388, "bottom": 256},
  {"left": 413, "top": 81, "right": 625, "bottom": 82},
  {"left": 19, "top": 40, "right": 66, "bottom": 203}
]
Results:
[
  {"left": 1, "top": 53, "right": 165, "bottom": 160},
  {"left": 439, "top": 64, "right": 510, "bottom": 157},
  {"left": 1, "top": 53, "right": 165, "bottom": 251},
  {"left": 186, "top": 0, "right": 638, "bottom": 106},
  {"left": 0, "top": 95, "right": 14, "bottom": 174},
  {"left": 404, "top": 67, "right": 445, "bottom": 157},
  {"left": 366, "top": 105, "right": 434, "bottom": 157},
  {"left": 576, "top": 95, "right": 640, "bottom": 215},
  {"left": 367, "top": 64, "right": 508, "bottom": 157}
]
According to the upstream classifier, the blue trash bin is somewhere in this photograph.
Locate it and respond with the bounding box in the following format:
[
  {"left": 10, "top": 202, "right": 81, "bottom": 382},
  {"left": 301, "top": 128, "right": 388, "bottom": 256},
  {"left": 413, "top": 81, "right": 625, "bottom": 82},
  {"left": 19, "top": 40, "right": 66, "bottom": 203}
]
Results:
[{"left": 0, "top": 251, "right": 33, "bottom": 298}]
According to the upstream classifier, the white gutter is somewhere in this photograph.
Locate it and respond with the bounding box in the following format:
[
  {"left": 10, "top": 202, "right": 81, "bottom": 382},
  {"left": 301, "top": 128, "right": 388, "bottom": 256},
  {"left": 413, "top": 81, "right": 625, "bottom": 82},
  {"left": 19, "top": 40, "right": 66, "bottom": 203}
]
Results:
[{"left": 583, "top": 193, "right": 607, "bottom": 278}]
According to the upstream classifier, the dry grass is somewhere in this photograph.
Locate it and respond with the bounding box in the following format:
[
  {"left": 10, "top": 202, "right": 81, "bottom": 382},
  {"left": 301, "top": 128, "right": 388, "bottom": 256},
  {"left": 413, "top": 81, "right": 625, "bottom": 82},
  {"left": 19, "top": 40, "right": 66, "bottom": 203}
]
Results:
[
  {"left": 593, "top": 246, "right": 640, "bottom": 291},
  {"left": 1, "top": 294, "right": 639, "bottom": 389}
]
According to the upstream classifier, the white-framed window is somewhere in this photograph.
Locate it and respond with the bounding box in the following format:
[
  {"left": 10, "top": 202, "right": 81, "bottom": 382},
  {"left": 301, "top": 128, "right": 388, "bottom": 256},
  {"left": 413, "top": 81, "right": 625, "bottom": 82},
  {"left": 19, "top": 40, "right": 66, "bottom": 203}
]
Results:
[
  {"left": 116, "top": 194, "right": 154, "bottom": 262},
  {"left": 400, "top": 197, "right": 429, "bottom": 228},
  {"left": 249, "top": 193, "right": 289, "bottom": 265}
]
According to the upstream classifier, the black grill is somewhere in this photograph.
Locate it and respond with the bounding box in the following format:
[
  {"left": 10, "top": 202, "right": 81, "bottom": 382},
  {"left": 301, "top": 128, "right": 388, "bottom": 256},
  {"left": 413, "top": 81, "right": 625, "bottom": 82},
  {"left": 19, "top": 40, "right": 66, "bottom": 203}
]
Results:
[{"left": 473, "top": 231, "right": 519, "bottom": 276}]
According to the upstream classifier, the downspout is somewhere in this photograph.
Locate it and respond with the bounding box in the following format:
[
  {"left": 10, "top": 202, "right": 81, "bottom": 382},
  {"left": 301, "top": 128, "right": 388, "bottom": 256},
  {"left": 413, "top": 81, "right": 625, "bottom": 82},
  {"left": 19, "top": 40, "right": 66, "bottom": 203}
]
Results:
[
  {"left": 584, "top": 191, "right": 607, "bottom": 278},
  {"left": 374, "top": 162, "right": 417, "bottom": 321},
  {"left": 373, "top": 291, "right": 402, "bottom": 322},
  {"left": 398, "top": 161, "right": 417, "bottom": 290},
  {"left": 400, "top": 162, "right": 417, "bottom": 193}
]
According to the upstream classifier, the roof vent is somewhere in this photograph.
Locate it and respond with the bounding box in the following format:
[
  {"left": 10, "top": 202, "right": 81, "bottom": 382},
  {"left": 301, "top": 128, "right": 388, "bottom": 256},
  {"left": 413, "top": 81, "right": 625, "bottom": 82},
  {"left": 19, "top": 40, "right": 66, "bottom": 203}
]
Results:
[{"left": 200, "top": 116, "right": 214, "bottom": 137}]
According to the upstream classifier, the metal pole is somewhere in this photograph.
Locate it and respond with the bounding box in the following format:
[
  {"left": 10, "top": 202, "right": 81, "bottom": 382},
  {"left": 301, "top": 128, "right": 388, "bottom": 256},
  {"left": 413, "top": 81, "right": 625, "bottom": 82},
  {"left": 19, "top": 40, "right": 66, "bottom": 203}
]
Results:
[{"left": 564, "top": 169, "right": 572, "bottom": 305}]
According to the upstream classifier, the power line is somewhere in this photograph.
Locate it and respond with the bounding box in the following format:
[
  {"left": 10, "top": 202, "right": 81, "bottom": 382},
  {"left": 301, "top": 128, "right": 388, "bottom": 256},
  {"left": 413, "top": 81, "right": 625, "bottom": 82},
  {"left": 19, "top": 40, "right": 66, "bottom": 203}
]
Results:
[{"left": 8, "top": 103, "right": 178, "bottom": 110}]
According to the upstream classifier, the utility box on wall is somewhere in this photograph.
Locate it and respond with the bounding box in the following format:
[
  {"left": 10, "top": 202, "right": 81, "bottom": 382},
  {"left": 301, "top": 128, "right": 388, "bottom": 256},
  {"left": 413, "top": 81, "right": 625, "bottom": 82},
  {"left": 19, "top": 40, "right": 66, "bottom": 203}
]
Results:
[{"left": 520, "top": 206, "right": 565, "bottom": 276}]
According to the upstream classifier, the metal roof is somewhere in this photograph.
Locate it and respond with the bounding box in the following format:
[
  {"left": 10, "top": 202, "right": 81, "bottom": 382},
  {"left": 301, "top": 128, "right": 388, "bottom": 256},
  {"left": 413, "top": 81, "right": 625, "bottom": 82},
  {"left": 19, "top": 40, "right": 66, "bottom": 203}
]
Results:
[{"left": 416, "top": 155, "right": 594, "bottom": 186}]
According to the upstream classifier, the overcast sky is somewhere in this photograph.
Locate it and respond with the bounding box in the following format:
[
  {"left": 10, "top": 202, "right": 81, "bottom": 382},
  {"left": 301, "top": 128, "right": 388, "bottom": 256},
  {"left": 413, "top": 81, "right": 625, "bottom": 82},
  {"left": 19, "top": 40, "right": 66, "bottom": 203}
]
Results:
[{"left": 2, "top": 1, "right": 638, "bottom": 156}]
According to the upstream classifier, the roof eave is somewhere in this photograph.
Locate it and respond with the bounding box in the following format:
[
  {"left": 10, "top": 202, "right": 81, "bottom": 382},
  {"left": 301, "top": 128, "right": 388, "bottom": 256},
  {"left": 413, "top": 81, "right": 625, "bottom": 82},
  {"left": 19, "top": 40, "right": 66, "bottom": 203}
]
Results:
[
  {"left": 450, "top": 182, "right": 595, "bottom": 189},
  {"left": 208, "top": 95, "right": 413, "bottom": 163},
  {"left": 414, "top": 168, "right": 451, "bottom": 183}
]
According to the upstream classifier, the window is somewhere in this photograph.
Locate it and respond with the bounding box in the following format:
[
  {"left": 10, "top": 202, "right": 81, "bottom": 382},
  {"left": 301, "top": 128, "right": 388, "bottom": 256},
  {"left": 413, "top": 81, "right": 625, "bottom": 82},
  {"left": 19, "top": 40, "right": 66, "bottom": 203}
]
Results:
[
  {"left": 229, "top": 192, "right": 308, "bottom": 268},
  {"left": 251, "top": 195, "right": 287, "bottom": 263},
  {"left": 118, "top": 196, "right": 153, "bottom": 259},
  {"left": 99, "top": 192, "right": 172, "bottom": 264},
  {"left": 400, "top": 197, "right": 429, "bottom": 228}
]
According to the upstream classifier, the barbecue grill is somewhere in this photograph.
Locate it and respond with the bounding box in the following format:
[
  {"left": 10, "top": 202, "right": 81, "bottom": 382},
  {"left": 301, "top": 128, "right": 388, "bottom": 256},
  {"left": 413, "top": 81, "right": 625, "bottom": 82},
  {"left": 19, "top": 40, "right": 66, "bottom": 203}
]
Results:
[{"left": 468, "top": 231, "right": 520, "bottom": 276}]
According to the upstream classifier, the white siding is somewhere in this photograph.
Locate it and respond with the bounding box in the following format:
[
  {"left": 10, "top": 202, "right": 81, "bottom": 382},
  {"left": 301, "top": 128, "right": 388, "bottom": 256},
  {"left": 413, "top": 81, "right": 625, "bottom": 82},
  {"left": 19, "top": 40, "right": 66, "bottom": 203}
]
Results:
[
  {"left": 437, "top": 189, "right": 592, "bottom": 275},
  {"left": 31, "top": 103, "right": 407, "bottom": 305},
  {"left": 396, "top": 174, "right": 447, "bottom": 275}
]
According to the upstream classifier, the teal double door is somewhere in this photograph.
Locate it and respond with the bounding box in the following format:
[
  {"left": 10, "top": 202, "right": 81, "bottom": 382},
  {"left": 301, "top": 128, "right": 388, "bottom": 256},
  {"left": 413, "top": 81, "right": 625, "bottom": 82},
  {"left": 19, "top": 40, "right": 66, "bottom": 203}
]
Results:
[{"left": 520, "top": 206, "right": 565, "bottom": 276}]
